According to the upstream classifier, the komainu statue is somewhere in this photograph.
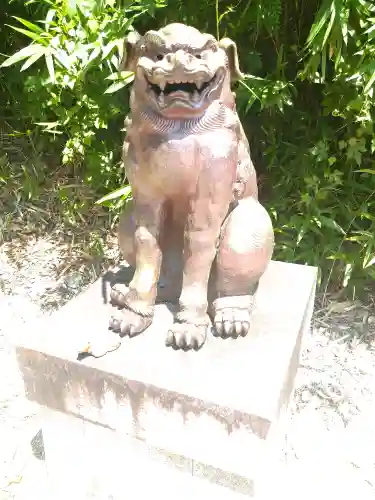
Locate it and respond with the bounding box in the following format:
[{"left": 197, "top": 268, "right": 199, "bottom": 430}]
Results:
[{"left": 106, "top": 23, "right": 275, "bottom": 352}]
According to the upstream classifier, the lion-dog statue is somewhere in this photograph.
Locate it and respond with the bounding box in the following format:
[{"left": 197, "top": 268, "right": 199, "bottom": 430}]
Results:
[{"left": 95, "top": 23, "right": 275, "bottom": 354}]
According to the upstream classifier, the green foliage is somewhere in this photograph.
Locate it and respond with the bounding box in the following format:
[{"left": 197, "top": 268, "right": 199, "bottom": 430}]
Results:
[
  {"left": 0, "top": 0, "right": 165, "bottom": 198},
  {"left": 1, "top": 0, "right": 375, "bottom": 294}
]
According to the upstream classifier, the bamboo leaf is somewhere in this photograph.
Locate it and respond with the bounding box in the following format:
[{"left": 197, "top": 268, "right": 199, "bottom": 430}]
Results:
[
  {"left": 364, "top": 256, "right": 375, "bottom": 269},
  {"left": 12, "top": 16, "right": 43, "bottom": 33},
  {"left": 354, "top": 169, "right": 375, "bottom": 174},
  {"left": 306, "top": 0, "right": 332, "bottom": 46},
  {"left": 35, "top": 121, "right": 61, "bottom": 129},
  {"left": 104, "top": 81, "right": 127, "bottom": 94},
  {"left": 35, "top": 121, "right": 63, "bottom": 134},
  {"left": 105, "top": 70, "right": 134, "bottom": 81},
  {"left": 319, "top": 215, "right": 346, "bottom": 234},
  {"left": 104, "top": 73, "right": 134, "bottom": 94},
  {"left": 0, "top": 44, "right": 46, "bottom": 68},
  {"left": 364, "top": 70, "right": 375, "bottom": 94},
  {"left": 322, "top": 3, "right": 336, "bottom": 48},
  {"left": 20, "top": 48, "right": 47, "bottom": 71},
  {"left": 102, "top": 39, "right": 122, "bottom": 61},
  {"left": 357, "top": 59, "right": 375, "bottom": 74},
  {"left": 87, "top": 46, "right": 101, "bottom": 65},
  {"left": 321, "top": 46, "right": 327, "bottom": 81},
  {"left": 45, "top": 53, "right": 55, "bottom": 83},
  {"left": 5, "top": 25, "right": 46, "bottom": 43},
  {"left": 45, "top": 9, "right": 56, "bottom": 32},
  {"left": 96, "top": 185, "right": 132, "bottom": 204},
  {"left": 342, "top": 263, "right": 353, "bottom": 288}
]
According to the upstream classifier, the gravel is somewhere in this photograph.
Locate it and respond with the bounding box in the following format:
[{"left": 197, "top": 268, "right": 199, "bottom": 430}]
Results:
[
  {"left": 1, "top": 236, "right": 375, "bottom": 498},
  {"left": 0, "top": 237, "right": 97, "bottom": 499}
]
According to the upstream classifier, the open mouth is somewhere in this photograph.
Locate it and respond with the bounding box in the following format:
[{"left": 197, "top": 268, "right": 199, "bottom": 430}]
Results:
[{"left": 147, "top": 74, "right": 217, "bottom": 103}]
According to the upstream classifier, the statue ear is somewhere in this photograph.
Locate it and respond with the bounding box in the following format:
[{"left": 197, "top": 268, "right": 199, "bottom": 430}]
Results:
[
  {"left": 218, "top": 37, "right": 244, "bottom": 83},
  {"left": 119, "top": 30, "right": 141, "bottom": 72}
]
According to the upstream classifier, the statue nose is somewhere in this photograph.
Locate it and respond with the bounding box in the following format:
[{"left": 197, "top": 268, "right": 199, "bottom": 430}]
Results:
[{"left": 170, "top": 50, "right": 187, "bottom": 68}]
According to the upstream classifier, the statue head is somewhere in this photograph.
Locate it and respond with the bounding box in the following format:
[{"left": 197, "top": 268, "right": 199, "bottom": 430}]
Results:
[{"left": 120, "top": 23, "right": 243, "bottom": 119}]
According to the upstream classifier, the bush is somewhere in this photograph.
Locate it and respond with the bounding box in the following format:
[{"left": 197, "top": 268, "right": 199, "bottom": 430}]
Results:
[{"left": 1, "top": 0, "right": 375, "bottom": 295}]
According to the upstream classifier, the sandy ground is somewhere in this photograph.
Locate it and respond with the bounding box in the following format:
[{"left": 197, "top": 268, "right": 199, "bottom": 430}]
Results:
[{"left": 1, "top": 236, "right": 375, "bottom": 499}]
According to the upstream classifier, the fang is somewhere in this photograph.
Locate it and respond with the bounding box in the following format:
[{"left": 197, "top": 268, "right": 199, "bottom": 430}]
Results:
[{"left": 196, "top": 79, "right": 204, "bottom": 90}]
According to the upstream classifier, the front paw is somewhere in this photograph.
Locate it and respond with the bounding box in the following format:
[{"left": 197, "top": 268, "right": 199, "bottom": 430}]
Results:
[
  {"left": 165, "top": 316, "right": 210, "bottom": 351},
  {"left": 109, "top": 307, "right": 153, "bottom": 337},
  {"left": 212, "top": 296, "right": 254, "bottom": 339},
  {"left": 214, "top": 308, "right": 250, "bottom": 338}
]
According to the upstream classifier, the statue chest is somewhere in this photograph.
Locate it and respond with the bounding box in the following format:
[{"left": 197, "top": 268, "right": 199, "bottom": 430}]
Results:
[{"left": 129, "top": 128, "right": 237, "bottom": 198}]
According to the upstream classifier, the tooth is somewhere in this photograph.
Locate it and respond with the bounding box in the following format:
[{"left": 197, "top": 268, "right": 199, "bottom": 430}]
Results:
[
  {"left": 159, "top": 92, "right": 165, "bottom": 105},
  {"left": 159, "top": 81, "right": 166, "bottom": 91},
  {"left": 196, "top": 78, "right": 203, "bottom": 90},
  {"left": 192, "top": 91, "right": 200, "bottom": 102}
]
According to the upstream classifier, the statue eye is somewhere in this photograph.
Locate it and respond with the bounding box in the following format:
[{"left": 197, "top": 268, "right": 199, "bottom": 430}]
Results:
[
  {"left": 195, "top": 54, "right": 202, "bottom": 59},
  {"left": 156, "top": 54, "right": 164, "bottom": 61}
]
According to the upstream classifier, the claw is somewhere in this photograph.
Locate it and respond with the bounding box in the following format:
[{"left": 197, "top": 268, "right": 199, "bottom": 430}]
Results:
[
  {"left": 109, "top": 316, "right": 121, "bottom": 331},
  {"left": 241, "top": 321, "right": 250, "bottom": 337},
  {"left": 234, "top": 321, "right": 242, "bottom": 336},
  {"left": 223, "top": 320, "right": 232, "bottom": 336},
  {"left": 214, "top": 321, "right": 223, "bottom": 336},
  {"left": 165, "top": 329, "right": 174, "bottom": 347}
]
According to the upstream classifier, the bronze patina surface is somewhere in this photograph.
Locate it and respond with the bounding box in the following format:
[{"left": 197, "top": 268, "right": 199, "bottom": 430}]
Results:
[{"left": 90, "top": 23, "right": 275, "bottom": 354}]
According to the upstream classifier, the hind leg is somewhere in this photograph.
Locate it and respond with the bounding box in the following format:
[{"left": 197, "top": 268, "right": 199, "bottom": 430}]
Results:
[
  {"left": 109, "top": 196, "right": 164, "bottom": 336},
  {"left": 109, "top": 204, "right": 136, "bottom": 306},
  {"left": 211, "top": 197, "right": 274, "bottom": 338},
  {"left": 111, "top": 205, "right": 184, "bottom": 307}
]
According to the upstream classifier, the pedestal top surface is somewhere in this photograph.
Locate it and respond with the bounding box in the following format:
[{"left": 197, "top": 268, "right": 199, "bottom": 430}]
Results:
[{"left": 15, "top": 260, "right": 317, "bottom": 421}]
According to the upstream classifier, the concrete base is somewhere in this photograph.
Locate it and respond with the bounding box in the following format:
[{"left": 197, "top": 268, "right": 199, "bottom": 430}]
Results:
[
  {"left": 14, "top": 260, "right": 317, "bottom": 498},
  {"left": 42, "top": 408, "right": 255, "bottom": 499}
]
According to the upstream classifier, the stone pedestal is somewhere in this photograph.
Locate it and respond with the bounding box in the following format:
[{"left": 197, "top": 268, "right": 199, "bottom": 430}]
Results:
[{"left": 14, "top": 260, "right": 317, "bottom": 498}]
